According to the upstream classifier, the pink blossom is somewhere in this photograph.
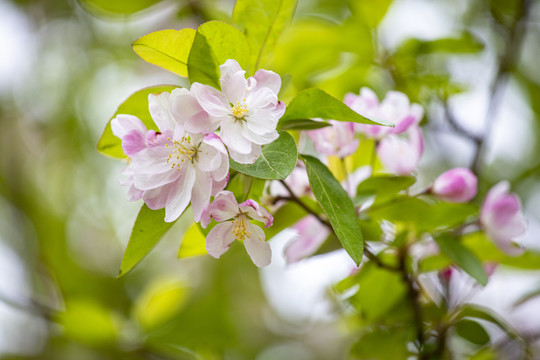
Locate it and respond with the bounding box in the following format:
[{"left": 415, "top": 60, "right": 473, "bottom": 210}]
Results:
[
  {"left": 480, "top": 181, "right": 527, "bottom": 255},
  {"left": 111, "top": 93, "right": 229, "bottom": 223},
  {"left": 432, "top": 168, "right": 477, "bottom": 203},
  {"left": 306, "top": 120, "right": 359, "bottom": 158},
  {"left": 377, "top": 126, "right": 424, "bottom": 175},
  {"left": 269, "top": 163, "right": 311, "bottom": 201},
  {"left": 285, "top": 215, "right": 329, "bottom": 264},
  {"left": 201, "top": 191, "right": 273, "bottom": 267},
  {"left": 345, "top": 87, "right": 423, "bottom": 139},
  {"left": 191, "top": 60, "right": 285, "bottom": 164}
]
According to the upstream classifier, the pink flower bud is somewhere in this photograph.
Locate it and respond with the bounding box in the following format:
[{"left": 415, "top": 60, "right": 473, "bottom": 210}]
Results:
[
  {"left": 432, "top": 168, "right": 477, "bottom": 203},
  {"left": 480, "top": 181, "right": 527, "bottom": 255}
]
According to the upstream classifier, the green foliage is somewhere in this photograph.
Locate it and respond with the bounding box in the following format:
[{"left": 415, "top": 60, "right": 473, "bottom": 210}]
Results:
[
  {"left": 187, "top": 21, "right": 250, "bottom": 88},
  {"left": 233, "top": 0, "right": 297, "bottom": 70},
  {"left": 301, "top": 155, "right": 363, "bottom": 264},
  {"left": 178, "top": 223, "right": 208, "bottom": 258},
  {"left": 355, "top": 175, "right": 416, "bottom": 203},
  {"left": 59, "top": 299, "right": 120, "bottom": 346},
  {"left": 457, "top": 304, "right": 520, "bottom": 341},
  {"left": 78, "top": 0, "right": 162, "bottom": 17},
  {"left": 278, "top": 119, "right": 331, "bottom": 130},
  {"left": 134, "top": 278, "right": 190, "bottom": 331},
  {"left": 350, "top": 326, "right": 413, "bottom": 360},
  {"left": 455, "top": 319, "right": 490, "bottom": 346},
  {"left": 347, "top": 263, "right": 408, "bottom": 323},
  {"left": 369, "top": 197, "right": 478, "bottom": 233},
  {"left": 280, "top": 88, "right": 386, "bottom": 125},
  {"left": 435, "top": 234, "right": 488, "bottom": 286},
  {"left": 349, "top": 0, "right": 393, "bottom": 28},
  {"left": 230, "top": 131, "right": 297, "bottom": 180},
  {"left": 132, "top": 29, "right": 197, "bottom": 77},
  {"left": 97, "top": 85, "right": 178, "bottom": 158},
  {"left": 119, "top": 205, "right": 177, "bottom": 277}
]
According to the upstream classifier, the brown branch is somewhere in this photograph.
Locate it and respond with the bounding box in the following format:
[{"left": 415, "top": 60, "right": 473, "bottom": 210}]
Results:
[{"left": 471, "top": 0, "right": 532, "bottom": 174}]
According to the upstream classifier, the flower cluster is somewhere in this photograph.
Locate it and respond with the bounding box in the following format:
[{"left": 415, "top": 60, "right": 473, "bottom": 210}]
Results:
[{"left": 112, "top": 60, "right": 282, "bottom": 266}]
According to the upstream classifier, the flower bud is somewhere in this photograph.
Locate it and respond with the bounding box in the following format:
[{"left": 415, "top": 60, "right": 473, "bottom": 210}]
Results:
[
  {"left": 480, "top": 181, "right": 527, "bottom": 255},
  {"left": 432, "top": 168, "right": 477, "bottom": 203}
]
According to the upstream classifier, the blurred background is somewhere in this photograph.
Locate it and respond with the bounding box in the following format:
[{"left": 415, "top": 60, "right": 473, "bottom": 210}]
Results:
[{"left": 1, "top": 0, "right": 540, "bottom": 358}]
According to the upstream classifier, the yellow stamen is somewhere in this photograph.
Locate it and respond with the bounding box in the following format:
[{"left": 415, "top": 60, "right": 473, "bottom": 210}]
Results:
[
  {"left": 231, "top": 101, "right": 249, "bottom": 120},
  {"left": 165, "top": 136, "right": 196, "bottom": 170},
  {"left": 232, "top": 215, "right": 251, "bottom": 241}
]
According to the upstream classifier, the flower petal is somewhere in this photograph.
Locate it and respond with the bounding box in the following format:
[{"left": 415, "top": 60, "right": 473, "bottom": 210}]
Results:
[
  {"left": 190, "top": 82, "right": 230, "bottom": 118},
  {"left": 243, "top": 224, "right": 271, "bottom": 267},
  {"left": 252, "top": 69, "right": 281, "bottom": 95},
  {"left": 111, "top": 114, "right": 147, "bottom": 139},
  {"left": 171, "top": 88, "right": 220, "bottom": 133},
  {"left": 228, "top": 145, "right": 261, "bottom": 164},
  {"left": 164, "top": 165, "right": 196, "bottom": 222},
  {"left": 191, "top": 169, "right": 213, "bottom": 222},
  {"left": 206, "top": 190, "right": 239, "bottom": 224},
  {"left": 238, "top": 199, "right": 273, "bottom": 227},
  {"left": 148, "top": 92, "right": 176, "bottom": 133},
  {"left": 206, "top": 221, "right": 236, "bottom": 258}
]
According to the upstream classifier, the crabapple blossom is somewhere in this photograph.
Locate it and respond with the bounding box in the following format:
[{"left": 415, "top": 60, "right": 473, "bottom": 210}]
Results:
[
  {"left": 201, "top": 191, "right": 274, "bottom": 267},
  {"left": 345, "top": 87, "right": 423, "bottom": 139},
  {"left": 377, "top": 126, "right": 424, "bottom": 175},
  {"left": 432, "top": 168, "right": 478, "bottom": 203},
  {"left": 480, "top": 181, "right": 527, "bottom": 255},
  {"left": 306, "top": 121, "right": 358, "bottom": 158},
  {"left": 191, "top": 59, "right": 285, "bottom": 164},
  {"left": 111, "top": 93, "right": 229, "bottom": 223}
]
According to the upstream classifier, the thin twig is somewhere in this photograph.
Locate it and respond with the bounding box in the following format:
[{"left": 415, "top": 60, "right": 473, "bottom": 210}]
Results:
[
  {"left": 471, "top": 0, "right": 532, "bottom": 174},
  {"left": 278, "top": 180, "right": 331, "bottom": 228},
  {"left": 399, "top": 249, "right": 425, "bottom": 356}
]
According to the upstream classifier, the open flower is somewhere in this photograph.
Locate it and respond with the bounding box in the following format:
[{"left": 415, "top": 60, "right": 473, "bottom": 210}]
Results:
[
  {"left": 480, "top": 181, "right": 527, "bottom": 255},
  {"left": 377, "top": 126, "right": 424, "bottom": 175},
  {"left": 191, "top": 59, "right": 285, "bottom": 164},
  {"left": 345, "top": 87, "right": 423, "bottom": 139},
  {"left": 111, "top": 93, "right": 229, "bottom": 222},
  {"left": 306, "top": 120, "right": 358, "bottom": 158},
  {"left": 201, "top": 191, "right": 273, "bottom": 267},
  {"left": 432, "top": 168, "right": 477, "bottom": 203}
]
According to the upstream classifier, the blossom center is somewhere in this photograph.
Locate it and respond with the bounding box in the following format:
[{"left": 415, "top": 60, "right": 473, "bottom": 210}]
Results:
[
  {"left": 232, "top": 214, "right": 251, "bottom": 240},
  {"left": 165, "top": 136, "right": 197, "bottom": 170},
  {"left": 231, "top": 100, "right": 249, "bottom": 120}
]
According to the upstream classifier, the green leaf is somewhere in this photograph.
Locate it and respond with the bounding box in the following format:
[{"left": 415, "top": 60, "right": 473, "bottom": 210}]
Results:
[
  {"left": 455, "top": 319, "right": 490, "bottom": 346},
  {"left": 280, "top": 88, "right": 388, "bottom": 125},
  {"left": 97, "top": 85, "right": 178, "bottom": 158},
  {"left": 368, "top": 197, "right": 478, "bottom": 233},
  {"left": 277, "top": 119, "right": 331, "bottom": 130},
  {"left": 435, "top": 234, "right": 487, "bottom": 286},
  {"left": 350, "top": 263, "right": 408, "bottom": 322},
  {"left": 301, "top": 155, "right": 363, "bottom": 264},
  {"left": 59, "top": 300, "right": 119, "bottom": 345},
  {"left": 187, "top": 21, "right": 250, "bottom": 88},
  {"left": 230, "top": 131, "right": 297, "bottom": 180},
  {"left": 349, "top": 0, "right": 393, "bottom": 28},
  {"left": 132, "top": 29, "right": 196, "bottom": 77},
  {"left": 233, "top": 0, "right": 297, "bottom": 70},
  {"left": 356, "top": 175, "right": 416, "bottom": 198},
  {"left": 264, "top": 199, "right": 314, "bottom": 240},
  {"left": 78, "top": 0, "right": 161, "bottom": 16},
  {"left": 458, "top": 305, "right": 519, "bottom": 340},
  {"left": 134, "top": 278, "right": 190, "bottom": 331},
  {"left": 350, "top": 325, "right": 413, "bottom": 360},
  {"left": 178, "top": 223, "right": 208, "bottom": 258},
  {"left": 396, "top": 33, "right": 484, "bottom": 55},
  {"left": 513, "top": 286, "right": 540, "bottom": 307},
  {"left": 118, "top": 205, "right": 177, "bottom": 277}
]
